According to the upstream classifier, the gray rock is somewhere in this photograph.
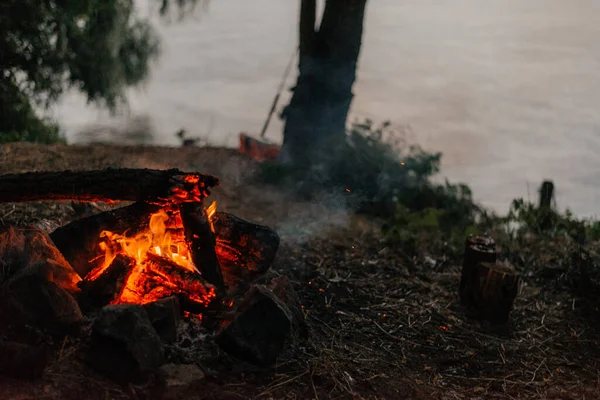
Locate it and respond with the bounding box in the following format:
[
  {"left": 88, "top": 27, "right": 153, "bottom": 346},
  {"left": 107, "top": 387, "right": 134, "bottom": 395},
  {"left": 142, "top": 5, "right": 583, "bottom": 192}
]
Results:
[{"left": 89, "top": 304, "right": 164, "bottom": 383}]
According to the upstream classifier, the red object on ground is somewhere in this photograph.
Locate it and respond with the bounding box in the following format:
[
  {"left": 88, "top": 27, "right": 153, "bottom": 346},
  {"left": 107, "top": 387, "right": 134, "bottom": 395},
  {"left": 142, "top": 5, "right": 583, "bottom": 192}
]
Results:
[{"left": 238, "top": 133, "right": 280, "bottom": 161}]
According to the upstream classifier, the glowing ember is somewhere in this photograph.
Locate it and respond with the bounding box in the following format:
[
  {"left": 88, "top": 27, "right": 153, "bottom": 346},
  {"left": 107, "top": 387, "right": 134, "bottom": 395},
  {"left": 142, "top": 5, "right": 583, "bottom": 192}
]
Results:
[{"left": 86, "top": 204, "right": 219, "bottom": 307}]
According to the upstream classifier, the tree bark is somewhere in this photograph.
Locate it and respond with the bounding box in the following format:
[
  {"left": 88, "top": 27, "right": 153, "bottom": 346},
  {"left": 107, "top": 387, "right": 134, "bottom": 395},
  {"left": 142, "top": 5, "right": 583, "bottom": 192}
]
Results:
[
  {"left": 0, "top": 168, "right": 219, "bottom": 204},
  {"left": 279, "top": 0, "right": 368, "bottom": 165}
]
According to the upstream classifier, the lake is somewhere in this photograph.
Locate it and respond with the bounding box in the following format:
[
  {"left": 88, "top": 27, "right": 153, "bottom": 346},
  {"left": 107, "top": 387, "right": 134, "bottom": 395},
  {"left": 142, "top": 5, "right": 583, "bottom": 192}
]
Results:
[{"left": 53, "top": 0, "right": 600, "bottom": 216}]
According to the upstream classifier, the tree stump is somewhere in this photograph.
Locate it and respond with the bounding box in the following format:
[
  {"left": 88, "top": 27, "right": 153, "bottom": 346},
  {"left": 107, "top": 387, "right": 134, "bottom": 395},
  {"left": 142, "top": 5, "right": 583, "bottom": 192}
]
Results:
[
  {"left": 459, "top": 235, "right": 496, "bottom": 306},
  {"left": 466, "top": 262, "right": 521, "bottom": 324}
]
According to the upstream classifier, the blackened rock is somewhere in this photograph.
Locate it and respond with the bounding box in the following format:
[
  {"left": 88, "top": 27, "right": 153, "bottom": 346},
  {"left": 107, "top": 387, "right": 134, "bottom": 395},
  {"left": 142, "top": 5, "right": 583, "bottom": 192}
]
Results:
[
  {"left": 2, "top": 270, "right": 82, "bottom": 336},
  {"left": 216, "top": 285, "right": 292, "bottom": 366},
  {"left": 143, "top": 296, "right": 181, "bottom": 343},
  {"left": 0, "top": 341, "right": 47, "bottom": 379},
  {"left": 89, "top": 304, "right": 164, "bottom": 384}
]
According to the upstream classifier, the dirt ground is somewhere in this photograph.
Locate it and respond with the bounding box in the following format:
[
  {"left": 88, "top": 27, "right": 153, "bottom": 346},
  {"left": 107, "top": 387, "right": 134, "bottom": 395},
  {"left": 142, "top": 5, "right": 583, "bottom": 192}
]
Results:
[{"left": 0, "top": 142, "right": 598, "bottom": 400}]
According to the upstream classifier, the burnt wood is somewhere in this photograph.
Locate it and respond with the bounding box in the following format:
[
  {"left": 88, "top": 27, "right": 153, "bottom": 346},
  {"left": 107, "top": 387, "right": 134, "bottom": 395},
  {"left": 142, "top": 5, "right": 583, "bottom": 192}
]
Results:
[
  {"left": 0, "top": 168, "right": 219, "bottom": 204},
  {"left": 180, "top": 203, "right": 225, "bottom": 293},
  {"left": 50, "top": 202, "right": 159, "bottom": 278},
  {"left": 78, "top": 254, "right": 136, "bottom": 309},
  {"left": 213, "top": 212, "right": 280, "bottom": 288}
]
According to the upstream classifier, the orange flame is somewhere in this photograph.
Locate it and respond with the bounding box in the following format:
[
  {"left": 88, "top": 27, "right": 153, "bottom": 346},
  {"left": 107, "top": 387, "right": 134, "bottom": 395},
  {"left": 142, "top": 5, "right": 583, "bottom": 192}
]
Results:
[{"left": 87, "top": 203, "right": 218, "bottom": 307}]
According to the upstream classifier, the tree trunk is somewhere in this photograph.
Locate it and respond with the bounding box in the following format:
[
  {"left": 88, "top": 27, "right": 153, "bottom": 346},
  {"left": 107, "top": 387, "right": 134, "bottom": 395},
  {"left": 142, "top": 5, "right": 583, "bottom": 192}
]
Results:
[{"left": 279, "top": 0, "right": 368, "bottom": 165}]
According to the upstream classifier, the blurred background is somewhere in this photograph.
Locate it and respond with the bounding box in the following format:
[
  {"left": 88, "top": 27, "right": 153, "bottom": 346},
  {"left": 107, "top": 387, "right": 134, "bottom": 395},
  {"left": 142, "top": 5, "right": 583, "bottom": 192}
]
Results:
[{"left": 49, "top": 0, "right": 600, "bottom": 216}]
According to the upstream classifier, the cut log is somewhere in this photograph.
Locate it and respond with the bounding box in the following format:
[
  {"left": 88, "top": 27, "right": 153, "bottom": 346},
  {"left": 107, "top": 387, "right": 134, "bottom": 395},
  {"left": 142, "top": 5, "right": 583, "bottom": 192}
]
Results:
[
  {"left": 464, "top": 262, "right": 521, "bottom": 324},
  {"left": 0, "top": 341, "right": 47, "bottom": 379},
  {"left": 459, "top": 235, "right": 496, "bottom": 306},
  {"left": 50, "top": 202, "right": 159, "bottom": 278},
  {"left": 213, "top": 212, "right": 280, "bottom": 288},
  {"left": 179, "top": 202, "right": 225, "bottom": 292},
  {"left": 0, "top": 168, "right": 219, "bottom": 204},
  {"left": 78, "top": 254, "right": 136, "bottom": 309}
]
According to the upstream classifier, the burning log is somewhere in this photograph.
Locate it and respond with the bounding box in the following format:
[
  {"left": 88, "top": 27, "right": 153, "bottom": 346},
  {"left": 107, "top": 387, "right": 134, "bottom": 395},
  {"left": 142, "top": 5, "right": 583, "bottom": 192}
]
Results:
[
  {"left": 459, "top": 235, "right": 496, "bottom": 306},
  {"left": 78, "top": 254, "right": 136, "bottom": 309},
  {"left": 212, "top": 212, "right": 280, "bottom": 288},
  {"left": 51, "top": 202, "right": 159, "bottom": 278},
  {"left": 180, "top": 202, "right": 225, "bottom": 292},
  {"left": 0, "top": 168, "right": 218, "bottom": 204},
  {"left": 0, "top": 341, "right": 47, "bottom": 379},
  {"left": 119, "top": 253, "right": 216, "bottom": 310},
  {"left": 463, "top": 262, "right": 521, "bottom": 324}
]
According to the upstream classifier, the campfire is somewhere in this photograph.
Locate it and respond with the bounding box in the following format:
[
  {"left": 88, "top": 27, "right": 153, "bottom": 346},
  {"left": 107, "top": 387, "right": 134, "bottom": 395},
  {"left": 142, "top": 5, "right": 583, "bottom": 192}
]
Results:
[{"left": 0, "top": 168, "right": 299, "bottom": 383}]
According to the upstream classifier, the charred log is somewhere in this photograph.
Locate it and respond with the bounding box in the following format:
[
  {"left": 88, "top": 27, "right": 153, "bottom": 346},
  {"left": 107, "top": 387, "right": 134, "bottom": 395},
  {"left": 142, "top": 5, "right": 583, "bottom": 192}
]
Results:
[
  {"left": 0, "top": 168, "right": 218, "bottom": 204},
  {"left": 213, "top": 212, "right": 280, "bottom": 288},
  {"left": 0, "top": 341, "right": 47, "bottom": 379},
  {"left": 50, "top": 202, "right": 158, "bottom": 278},
  {"left": 459, "top": 235, "right": 496, "bottom": 306},
  {"left": 179, "top": 203, "right": 225, "bottom": 292},
  {"left": 78, "top": 254, "right": 136, "bottom": 309},
  {"left": 463, "top": 262, "right": 521, "bottom": 324}
]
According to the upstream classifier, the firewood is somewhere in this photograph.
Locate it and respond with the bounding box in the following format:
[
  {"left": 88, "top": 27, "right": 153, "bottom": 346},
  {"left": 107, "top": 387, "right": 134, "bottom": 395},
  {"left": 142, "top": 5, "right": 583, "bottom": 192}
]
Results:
[
  {"left": 0, "top": 168, "right": 218, "bottom": 204},
  {"left": 0, "top": 341, "right": 47, "bottom": 379},
  {"left": 127, "top": 253, "right": 216, "bottom": 310},
  {"left": 459, "top": 235, "right": 496, "bottom": 306},
  {"left": 179, "top": 203, "right": 225, "bottom": 292},
  {"left": 79, "top": 254, "right": 136, "bottom": 309},
  {"left": 212, "top": 212, "right": 280, "bottom": 288},
  {"left": 50, "top": 202, "right": 159, "bottom": 278},
  {"left": 464, "top": 262, "right": 521, "bottom": 324}
]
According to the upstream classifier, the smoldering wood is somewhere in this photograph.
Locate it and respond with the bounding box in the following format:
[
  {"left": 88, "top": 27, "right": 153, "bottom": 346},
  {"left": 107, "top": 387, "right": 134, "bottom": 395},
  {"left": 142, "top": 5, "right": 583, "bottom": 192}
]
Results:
[
  {"left": 78, "top": 254, "right": 136, "bottom": 309},
  {"left": 464, "top": 262, "right": 521, "bottom": 324},
  {"left": 141, "top": 253, "right": 216, "bottom": 310},
  {"left": 50, "top": 202, "right": 159, "bottom": 278},
  {"left": 459, "top": 235, "right": 496, "bottom": 306},
  {"left": 212, "top": 212, "right": 280, "bottom": 288},
  {"left": 179, "top": 202, "right": 225, "bottom": 292},
  {"left": 0, "top": 168, "right": 219, "bottom": 204},
  {"left": 0, "top": 341, "right": 47, "bottom": 379}
]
